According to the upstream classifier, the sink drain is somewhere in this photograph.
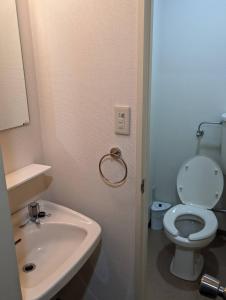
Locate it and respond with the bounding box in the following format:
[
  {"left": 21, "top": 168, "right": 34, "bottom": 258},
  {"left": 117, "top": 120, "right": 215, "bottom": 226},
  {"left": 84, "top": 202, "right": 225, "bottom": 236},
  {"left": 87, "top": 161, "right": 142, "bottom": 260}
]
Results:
[{"left": 22, "top": 263, "right": 36, "bottom": 273}]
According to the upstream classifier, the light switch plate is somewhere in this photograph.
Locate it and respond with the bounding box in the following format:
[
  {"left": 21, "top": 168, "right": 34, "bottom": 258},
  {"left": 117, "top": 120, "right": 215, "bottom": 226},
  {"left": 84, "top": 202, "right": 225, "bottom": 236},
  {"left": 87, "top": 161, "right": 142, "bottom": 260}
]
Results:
[{"left": 114, "top": 106, "right": 130, "bottom": 135}]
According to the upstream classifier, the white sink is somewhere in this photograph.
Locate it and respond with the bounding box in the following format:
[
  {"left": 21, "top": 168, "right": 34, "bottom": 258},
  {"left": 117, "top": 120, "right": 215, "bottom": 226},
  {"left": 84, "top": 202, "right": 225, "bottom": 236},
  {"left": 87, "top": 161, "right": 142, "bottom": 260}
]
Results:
[{"left": 12, "top": 200, "right": 101, "bottom": 300}]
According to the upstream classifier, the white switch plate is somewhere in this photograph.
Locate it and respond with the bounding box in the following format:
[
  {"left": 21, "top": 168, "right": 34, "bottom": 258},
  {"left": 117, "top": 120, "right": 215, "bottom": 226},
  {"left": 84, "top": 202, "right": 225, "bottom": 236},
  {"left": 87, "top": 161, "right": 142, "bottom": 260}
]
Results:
[{"left": 114, "top": 106, "right": 130, "bottom": 135}]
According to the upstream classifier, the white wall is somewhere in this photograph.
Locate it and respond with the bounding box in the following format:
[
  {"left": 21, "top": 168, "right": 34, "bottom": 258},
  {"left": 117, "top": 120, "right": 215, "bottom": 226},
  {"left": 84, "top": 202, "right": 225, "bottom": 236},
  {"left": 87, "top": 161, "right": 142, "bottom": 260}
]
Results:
[
  {"left": 150, "top": 0, "right": 226, "bottom": 205},
  {"left": 28, "top": 1, "right": 139, "bottom": 299}
]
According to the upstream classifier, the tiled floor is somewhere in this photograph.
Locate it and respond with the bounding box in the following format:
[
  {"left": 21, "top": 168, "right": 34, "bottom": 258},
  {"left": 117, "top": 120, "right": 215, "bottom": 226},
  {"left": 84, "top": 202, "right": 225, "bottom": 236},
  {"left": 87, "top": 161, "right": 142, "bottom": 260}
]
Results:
[{"left": 147, "top": 229, "right": 226, "bottom": 300}]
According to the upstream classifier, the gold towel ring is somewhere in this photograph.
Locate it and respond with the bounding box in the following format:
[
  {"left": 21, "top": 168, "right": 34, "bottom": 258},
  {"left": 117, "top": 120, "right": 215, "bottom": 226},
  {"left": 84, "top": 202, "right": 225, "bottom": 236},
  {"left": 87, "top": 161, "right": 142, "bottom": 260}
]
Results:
[{"left": 99, "top": 147, "right": 128, "bottom": 186}]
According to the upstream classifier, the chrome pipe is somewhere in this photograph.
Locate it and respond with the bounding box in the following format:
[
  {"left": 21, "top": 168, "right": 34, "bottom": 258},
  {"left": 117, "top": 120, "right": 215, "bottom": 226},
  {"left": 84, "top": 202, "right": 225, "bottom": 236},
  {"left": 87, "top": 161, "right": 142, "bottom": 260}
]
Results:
[{"left": 196, "top": 121, "right": 223, "bottom": 137}]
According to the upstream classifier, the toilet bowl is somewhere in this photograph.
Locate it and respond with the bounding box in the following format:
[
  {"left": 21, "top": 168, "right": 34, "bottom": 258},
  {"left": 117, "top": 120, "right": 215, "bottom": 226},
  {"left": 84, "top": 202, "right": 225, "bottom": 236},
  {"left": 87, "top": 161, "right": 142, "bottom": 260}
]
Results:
[{"left": 163, "top": 156, "right": 224, "bottom": 281}]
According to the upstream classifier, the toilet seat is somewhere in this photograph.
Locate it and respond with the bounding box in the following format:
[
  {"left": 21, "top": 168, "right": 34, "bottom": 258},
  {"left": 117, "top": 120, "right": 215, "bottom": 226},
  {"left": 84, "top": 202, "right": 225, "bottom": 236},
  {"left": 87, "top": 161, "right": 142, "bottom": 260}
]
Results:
[
  {"left": 164, "top": 204, "right": 218, "bottom": 241},
  {"left": 177, "top": 156, "right": 223, "bottom": 209}
]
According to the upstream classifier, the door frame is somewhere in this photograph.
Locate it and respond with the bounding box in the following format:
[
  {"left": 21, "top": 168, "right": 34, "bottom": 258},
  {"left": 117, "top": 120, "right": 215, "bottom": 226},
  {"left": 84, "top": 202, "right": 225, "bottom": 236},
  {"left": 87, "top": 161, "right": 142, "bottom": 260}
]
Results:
[
  {"left": 0, "top": 149, "right": 22, "bottom": 299},
  {"left": 135, "top": 0, "right": 153, "bottom": 299}
]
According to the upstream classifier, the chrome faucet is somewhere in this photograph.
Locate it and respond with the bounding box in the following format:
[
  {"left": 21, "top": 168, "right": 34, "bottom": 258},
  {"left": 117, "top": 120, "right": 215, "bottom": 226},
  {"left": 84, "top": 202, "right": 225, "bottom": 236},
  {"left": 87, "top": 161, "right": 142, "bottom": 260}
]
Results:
[
  {"left": 19, "top": 201, "right": 51, "bottom": 228},
  {"left": 28, "top": 202, "right": 40, "bottom": 224}
]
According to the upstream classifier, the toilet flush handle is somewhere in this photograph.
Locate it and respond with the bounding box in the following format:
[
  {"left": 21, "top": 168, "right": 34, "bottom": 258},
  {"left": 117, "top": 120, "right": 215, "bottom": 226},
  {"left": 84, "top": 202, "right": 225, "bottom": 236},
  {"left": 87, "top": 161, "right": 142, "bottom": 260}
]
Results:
[{"left": 200, "top": 274, "right": 226, "bottom": 299}]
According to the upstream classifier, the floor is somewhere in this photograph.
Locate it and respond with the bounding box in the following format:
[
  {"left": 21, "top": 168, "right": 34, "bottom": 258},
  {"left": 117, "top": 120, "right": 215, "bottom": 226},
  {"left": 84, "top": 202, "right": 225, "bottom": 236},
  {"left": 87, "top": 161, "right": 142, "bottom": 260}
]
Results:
[{"left": 148, "top": 229, "right": 226, "bottom": 300}]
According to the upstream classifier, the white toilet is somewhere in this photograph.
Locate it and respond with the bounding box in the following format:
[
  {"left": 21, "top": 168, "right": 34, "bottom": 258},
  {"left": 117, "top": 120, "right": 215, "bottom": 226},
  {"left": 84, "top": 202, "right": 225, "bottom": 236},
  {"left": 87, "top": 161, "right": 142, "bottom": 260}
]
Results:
[{"left": 163, "top": 155, "right": 224, "bottom": 281}]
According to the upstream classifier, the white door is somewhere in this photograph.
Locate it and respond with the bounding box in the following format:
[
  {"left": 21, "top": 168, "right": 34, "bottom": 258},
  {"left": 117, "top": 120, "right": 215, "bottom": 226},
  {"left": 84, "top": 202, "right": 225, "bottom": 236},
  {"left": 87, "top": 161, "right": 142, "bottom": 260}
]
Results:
[{"left": 0, "top": 149, "right": 22, "bottom": 299}]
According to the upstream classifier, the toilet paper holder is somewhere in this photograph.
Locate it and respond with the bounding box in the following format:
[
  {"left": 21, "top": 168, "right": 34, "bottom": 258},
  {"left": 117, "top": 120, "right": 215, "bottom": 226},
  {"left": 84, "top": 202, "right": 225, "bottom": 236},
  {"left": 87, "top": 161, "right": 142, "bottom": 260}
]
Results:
[
  {"left": 213, "top": 208, "right": 226, "bottom": 214},
  {"left": 200, "top": 274, "right": 226, "bottom": 299}
]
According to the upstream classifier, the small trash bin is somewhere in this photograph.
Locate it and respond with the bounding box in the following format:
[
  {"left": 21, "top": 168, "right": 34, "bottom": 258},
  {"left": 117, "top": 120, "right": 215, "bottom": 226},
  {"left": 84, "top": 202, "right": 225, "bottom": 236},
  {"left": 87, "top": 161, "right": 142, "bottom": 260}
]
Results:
[{"left": 151, "top": 201, "right": 171, "bottom": 230}]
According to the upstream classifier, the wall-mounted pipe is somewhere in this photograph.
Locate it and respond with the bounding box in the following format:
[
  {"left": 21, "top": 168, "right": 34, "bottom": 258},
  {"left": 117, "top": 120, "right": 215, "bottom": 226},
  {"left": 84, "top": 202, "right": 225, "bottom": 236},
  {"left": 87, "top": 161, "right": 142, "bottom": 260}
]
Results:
[
  {"left": 196, "top": 121, "right": 223, "bottom": 138},
  {"left": 220, "top": 113, "right": 226, "bottom": 174},
  {"left": 196, "top": 113, "right": 226, "bottom": 175}
]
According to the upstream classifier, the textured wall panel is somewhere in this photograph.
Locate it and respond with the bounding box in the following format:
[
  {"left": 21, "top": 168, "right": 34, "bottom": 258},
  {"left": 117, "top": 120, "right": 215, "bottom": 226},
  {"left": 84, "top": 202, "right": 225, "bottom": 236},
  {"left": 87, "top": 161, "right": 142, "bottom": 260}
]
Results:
[{"left": 29, "top": 0, "right": 139, "bottom": 299}]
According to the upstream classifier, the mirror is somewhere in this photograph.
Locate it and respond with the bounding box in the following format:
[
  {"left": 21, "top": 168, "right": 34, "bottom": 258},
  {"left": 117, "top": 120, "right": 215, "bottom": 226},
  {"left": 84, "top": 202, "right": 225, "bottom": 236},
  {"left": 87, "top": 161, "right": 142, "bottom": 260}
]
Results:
[{"left": 0, "top": 0, "right": 29, "bottom": 131}]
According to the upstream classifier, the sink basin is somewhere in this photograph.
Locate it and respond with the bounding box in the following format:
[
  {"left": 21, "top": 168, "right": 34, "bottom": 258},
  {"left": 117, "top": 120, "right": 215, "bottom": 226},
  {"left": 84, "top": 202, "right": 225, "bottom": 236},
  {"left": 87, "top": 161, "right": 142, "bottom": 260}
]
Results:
[{"left": 12, "top": 200, "right": 101, "bottom": 300}]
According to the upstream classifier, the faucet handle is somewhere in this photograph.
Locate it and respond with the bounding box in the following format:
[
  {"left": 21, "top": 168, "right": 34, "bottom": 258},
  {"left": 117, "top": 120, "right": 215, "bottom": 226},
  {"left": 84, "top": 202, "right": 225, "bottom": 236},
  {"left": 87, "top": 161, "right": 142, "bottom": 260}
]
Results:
[{"left": 28, "top": 202, "right": 40, "bottom": 219}]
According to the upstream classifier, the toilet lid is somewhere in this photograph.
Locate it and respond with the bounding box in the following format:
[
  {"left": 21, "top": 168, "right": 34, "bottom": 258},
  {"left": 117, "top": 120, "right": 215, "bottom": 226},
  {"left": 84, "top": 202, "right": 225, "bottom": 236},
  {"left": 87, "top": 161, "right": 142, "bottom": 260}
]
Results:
[{"left": 177, "top": 156, "right": 224, "bottom": 209}]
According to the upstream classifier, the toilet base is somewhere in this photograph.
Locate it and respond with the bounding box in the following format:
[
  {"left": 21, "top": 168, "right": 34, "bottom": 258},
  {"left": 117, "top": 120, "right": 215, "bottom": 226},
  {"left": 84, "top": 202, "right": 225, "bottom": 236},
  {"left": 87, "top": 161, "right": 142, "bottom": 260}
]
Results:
[{"left": 170, "top": 246, "right": 204, "bottom": 281}]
